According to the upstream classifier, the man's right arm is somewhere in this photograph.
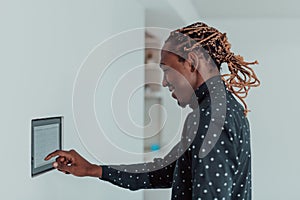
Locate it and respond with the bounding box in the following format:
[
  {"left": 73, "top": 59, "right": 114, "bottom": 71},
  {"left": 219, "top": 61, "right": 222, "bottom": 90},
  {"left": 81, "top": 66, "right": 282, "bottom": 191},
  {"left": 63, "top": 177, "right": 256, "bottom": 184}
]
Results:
[
  {"left": 100, "top": 158, "right": 176, "bottom": 191},
  {"left": 45, "top": 148, "right": 177, "bottom": 191}
]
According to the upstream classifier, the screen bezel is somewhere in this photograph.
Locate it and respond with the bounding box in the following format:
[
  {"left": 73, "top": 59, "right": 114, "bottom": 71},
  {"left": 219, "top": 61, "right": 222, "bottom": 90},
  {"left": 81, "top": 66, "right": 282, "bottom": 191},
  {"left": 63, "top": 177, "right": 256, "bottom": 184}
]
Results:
[{"left": 31, "top": 116, "right": 63, "bottom": 177}]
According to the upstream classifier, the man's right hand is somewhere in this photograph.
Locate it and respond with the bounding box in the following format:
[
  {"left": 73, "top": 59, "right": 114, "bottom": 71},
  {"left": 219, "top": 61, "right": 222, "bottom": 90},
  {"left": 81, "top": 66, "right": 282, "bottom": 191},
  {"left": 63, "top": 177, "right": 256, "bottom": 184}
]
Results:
[{"left": 44, "top": 149, "right": 102, "bottom": 178}]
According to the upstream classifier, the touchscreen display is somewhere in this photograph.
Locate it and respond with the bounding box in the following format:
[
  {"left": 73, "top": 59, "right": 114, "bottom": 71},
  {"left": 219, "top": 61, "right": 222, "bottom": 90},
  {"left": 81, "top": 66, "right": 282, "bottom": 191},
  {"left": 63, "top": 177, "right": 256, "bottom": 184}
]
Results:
[{"left": 31, "top": 117, "right": 62, "bottom": 177}]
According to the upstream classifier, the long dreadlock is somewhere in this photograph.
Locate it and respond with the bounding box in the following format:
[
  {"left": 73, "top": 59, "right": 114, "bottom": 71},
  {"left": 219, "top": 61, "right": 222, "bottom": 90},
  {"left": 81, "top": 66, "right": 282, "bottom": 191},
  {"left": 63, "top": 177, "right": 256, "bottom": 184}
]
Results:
[{"left": 164, "top": 22, "right": 260, "bottom": 115}]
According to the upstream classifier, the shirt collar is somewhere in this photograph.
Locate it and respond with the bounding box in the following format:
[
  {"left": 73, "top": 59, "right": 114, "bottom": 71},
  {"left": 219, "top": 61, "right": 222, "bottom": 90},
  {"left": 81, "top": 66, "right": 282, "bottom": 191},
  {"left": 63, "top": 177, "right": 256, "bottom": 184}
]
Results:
[{"left": 194, "top": 75, "right": 223, "bottom": 104}]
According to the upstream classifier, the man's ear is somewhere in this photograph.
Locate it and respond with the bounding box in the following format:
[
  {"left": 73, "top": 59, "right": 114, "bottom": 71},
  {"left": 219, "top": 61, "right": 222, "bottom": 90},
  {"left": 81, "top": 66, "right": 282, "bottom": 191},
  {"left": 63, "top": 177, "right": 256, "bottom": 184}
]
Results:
[{"left": 187, "top": 52, "right": 200, "bottom": 72}]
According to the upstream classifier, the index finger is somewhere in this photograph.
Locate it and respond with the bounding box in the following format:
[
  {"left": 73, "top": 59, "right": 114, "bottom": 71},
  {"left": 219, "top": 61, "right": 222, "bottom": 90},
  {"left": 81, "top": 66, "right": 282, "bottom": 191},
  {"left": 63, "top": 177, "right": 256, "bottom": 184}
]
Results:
[{"left": 44, "top": 150, "right": 70, "bottom": 161}]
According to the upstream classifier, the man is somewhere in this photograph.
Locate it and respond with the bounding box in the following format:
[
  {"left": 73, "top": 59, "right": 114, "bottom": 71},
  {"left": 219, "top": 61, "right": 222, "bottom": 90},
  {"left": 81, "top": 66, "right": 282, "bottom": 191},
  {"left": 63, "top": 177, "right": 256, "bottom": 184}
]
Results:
[{"left": 45, "top": 22, "right": 260, "bottom": 199}]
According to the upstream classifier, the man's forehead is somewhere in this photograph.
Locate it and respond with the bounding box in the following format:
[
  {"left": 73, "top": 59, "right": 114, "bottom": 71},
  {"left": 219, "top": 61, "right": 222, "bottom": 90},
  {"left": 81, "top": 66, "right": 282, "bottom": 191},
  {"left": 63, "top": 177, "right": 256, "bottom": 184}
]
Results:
[
  {"left": 160, "top": 50, "right": 167, "bottom": 62},
  {"left": 160, "top": 50, "right": 176, "bottom": 62}
]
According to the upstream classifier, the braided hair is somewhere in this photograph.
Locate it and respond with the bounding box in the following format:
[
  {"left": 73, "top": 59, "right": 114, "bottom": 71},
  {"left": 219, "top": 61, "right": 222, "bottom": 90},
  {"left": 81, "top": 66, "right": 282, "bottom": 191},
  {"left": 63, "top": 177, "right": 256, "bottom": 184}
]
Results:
[{"left": 164, "top": 22, "right": 260, "bottom": 115}]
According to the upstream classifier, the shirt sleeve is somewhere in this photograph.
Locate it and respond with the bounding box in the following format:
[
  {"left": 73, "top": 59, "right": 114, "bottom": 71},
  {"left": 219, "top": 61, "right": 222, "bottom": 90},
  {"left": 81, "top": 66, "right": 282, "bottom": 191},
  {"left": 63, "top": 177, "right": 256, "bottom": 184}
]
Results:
[
  {"left": 100, "top": 158, "right": 176, "bottom": 191},
  {"left": 100, "top": 115, "right": 191, "bottom": 191}
]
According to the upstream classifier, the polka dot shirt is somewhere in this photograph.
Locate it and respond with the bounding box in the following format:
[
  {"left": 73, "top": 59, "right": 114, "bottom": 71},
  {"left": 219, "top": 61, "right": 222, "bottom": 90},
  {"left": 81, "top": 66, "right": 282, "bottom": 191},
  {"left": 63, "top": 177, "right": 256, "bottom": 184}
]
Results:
[{"left": 100, "top": 76, "right": 252, "bottom": 200}]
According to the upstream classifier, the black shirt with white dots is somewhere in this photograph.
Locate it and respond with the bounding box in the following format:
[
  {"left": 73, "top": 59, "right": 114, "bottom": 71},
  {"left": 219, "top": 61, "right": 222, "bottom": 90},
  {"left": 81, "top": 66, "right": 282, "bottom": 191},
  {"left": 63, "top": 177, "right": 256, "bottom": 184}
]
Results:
[{"left": 100, "top": 75, "right": 252, "bottom": 200}]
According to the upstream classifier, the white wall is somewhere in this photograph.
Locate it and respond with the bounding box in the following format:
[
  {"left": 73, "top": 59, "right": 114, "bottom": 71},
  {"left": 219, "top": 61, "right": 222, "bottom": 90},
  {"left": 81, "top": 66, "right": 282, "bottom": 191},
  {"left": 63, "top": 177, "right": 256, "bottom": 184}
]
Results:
[{"left": 0, "top": 0, "right": 145, "bottom": 200}]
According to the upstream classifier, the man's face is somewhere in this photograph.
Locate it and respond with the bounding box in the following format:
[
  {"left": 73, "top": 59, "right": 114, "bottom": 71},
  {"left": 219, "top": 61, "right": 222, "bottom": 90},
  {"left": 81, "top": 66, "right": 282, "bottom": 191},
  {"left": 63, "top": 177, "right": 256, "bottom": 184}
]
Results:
[{"left": 160, "top": 51, "right": 198, "bottom": 108}]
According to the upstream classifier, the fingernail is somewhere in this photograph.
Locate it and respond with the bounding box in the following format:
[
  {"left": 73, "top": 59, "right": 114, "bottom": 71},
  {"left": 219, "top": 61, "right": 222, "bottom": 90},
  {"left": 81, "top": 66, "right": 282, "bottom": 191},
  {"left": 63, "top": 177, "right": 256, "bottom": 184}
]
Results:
[{"left": 53, "top": 162, "right": 58, "bottom": 168}]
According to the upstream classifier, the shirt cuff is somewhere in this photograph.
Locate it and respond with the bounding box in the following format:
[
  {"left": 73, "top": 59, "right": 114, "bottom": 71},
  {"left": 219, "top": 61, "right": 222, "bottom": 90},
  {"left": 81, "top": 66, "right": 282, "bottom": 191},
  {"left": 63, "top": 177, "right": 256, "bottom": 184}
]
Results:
[{"left": 99, "top": 165, "right": 112, "bottom": 181}]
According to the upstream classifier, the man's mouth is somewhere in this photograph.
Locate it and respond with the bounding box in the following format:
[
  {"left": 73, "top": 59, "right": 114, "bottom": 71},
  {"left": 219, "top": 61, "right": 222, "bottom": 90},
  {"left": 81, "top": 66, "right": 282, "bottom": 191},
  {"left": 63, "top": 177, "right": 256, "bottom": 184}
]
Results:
[
  {"left": 171, "top": 90, "right": 177, "bottom": 99},
  {"left": 168, "top": 86, "right": 177, "bottom": 99}
]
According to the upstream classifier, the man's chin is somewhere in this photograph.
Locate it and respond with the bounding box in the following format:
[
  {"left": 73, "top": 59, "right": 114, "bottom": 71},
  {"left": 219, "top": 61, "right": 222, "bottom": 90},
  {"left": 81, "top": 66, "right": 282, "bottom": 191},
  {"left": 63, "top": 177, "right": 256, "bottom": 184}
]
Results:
[
  {"left": 177, "top": 100, "right": 187, "bottom": 108},
  {"left": 172, "top": 93, "right": 187, "bottom": 108}
]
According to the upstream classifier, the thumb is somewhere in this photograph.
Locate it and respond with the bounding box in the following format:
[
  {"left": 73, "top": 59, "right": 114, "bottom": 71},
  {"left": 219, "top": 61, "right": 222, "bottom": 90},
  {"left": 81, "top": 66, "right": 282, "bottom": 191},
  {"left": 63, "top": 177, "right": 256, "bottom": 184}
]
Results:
[{"left": 54, "top": 161, "right": 74, "bottom": 174}]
